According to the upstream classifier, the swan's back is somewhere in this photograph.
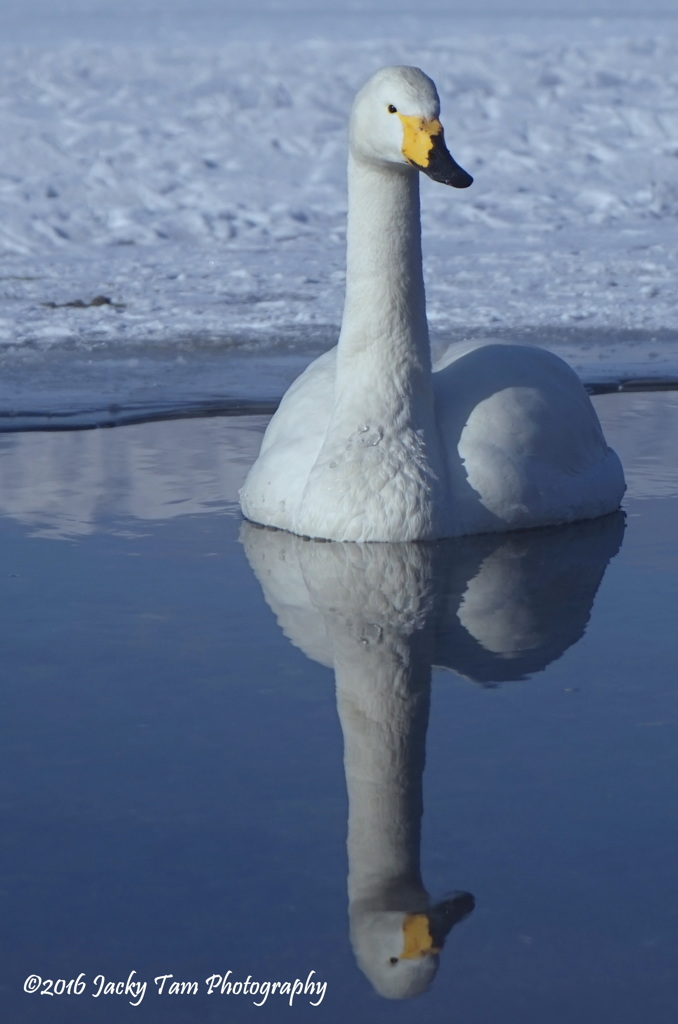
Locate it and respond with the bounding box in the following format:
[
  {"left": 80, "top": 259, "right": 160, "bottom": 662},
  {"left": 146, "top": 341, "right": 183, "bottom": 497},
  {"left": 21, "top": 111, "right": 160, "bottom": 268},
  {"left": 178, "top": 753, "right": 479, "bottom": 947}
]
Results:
[{"left": 433, "top": 343, "right": 625, "bottom": 533}]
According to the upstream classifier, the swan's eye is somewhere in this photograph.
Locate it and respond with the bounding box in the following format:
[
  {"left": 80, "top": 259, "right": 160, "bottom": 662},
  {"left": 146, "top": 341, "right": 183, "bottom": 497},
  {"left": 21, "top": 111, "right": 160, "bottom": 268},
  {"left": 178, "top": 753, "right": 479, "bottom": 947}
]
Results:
[
  {"left": 389, "top": 957, "right": 399, "bottom": 965},
  {"left": 387, "top": 104, "right": 397, "bottom": 113}
]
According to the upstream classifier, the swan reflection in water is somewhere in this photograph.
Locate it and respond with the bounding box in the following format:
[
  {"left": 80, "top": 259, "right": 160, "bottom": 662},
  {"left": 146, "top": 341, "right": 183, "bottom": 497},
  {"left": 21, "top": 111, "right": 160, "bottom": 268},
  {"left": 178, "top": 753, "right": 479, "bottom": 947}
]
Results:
[{"left": 241, "top": 513, "right": 624, "bottom": 999}]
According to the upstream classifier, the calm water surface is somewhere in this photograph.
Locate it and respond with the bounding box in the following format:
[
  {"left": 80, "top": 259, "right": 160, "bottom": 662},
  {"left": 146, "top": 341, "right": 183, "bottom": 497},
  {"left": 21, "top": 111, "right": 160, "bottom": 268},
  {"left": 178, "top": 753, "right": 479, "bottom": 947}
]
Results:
[{"left": 1, "top": 393, "right": 677, "bottom": 1023}]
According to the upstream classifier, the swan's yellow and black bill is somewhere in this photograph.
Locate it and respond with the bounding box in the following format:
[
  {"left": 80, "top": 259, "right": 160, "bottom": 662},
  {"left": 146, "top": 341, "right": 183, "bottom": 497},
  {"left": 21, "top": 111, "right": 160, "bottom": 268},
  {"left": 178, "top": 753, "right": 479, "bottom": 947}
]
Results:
[
  {"left": 400, "top": 913, "right": 440, "bottom": 960},
  {"left": 397, "top": 892, "right": 476, "bottom": 961},
  {"left": 399, "top": 115, "right": 473, "bottom": 188}
]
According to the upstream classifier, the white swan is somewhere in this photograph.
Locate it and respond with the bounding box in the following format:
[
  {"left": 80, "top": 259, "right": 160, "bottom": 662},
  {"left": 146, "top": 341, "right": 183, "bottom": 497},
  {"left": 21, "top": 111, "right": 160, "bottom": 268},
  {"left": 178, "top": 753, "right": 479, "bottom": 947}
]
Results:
[
  {"left": 241, "top": 514, "right": 623, "bottom": 996},
  {"left": 240, "top": 66, "right": 625, "bottom": 542},
  {"left": 242, "top": 527, "right": 478, "bottom": 999}
]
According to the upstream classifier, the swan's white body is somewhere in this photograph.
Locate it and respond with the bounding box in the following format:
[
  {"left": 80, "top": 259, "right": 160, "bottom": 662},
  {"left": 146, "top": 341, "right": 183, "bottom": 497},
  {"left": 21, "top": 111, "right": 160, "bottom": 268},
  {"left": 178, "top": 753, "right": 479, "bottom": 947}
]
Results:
[
  {"left": 240, "top": 66, "right": 625, "bottom": 542},
  {"left": 242, "top": 518, "right": 623, "bottom": 996}
]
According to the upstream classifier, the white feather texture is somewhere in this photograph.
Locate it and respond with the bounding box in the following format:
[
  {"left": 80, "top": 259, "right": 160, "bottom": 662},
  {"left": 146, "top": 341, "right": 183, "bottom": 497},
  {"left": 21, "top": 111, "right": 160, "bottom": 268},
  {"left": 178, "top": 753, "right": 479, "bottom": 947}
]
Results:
[
  {"left": 241, "top": 514, "right": 623, "bottom": 996},
  {"left": 239, "top": 66, "right": 626, "bottom": 542}
]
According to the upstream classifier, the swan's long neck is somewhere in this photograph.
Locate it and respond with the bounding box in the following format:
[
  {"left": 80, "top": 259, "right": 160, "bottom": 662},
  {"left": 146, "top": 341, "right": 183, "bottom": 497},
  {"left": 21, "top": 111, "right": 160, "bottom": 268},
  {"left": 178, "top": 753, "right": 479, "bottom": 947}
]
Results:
[
  {"left": 336, "top": 153, "right": 432, "bottom": 406},
  {"left": 335, "top": 629, "right": 432, "bottom": 910},
  {"left": 295, "top": 152, "right": 448, "bottom": 541}
]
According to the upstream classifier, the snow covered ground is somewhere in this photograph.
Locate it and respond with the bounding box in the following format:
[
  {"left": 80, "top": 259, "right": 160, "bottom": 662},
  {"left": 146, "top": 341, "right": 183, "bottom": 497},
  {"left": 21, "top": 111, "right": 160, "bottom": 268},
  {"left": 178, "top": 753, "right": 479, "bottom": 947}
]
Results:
[{"left": 1, "top": 0, "right": 677, "bottom": 420}]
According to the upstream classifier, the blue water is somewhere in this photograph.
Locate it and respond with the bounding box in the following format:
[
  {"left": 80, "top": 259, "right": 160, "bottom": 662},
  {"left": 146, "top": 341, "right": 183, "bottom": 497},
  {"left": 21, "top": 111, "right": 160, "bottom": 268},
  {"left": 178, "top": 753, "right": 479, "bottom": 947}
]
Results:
[{"left": 1, "top": 393, "right": 677, "bottom": 1022}]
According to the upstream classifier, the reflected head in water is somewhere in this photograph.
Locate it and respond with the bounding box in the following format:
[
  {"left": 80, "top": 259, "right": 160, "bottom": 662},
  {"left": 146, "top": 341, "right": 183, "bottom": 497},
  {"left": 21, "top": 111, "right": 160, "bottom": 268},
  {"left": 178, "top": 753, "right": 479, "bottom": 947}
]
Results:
[
  {"left": 241, "top": 513, "right": 624, "bottom": 998},
  {"left": 354, "top": 892, "right": 475, "bottom": 1000}
]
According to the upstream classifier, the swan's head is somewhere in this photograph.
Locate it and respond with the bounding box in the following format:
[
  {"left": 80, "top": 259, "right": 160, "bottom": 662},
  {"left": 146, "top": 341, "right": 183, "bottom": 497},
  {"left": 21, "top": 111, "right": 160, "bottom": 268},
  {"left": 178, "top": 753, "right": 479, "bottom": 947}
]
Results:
[
  {"left": 350, "top": 894, "right": 475, "bottom": 999},
  {"left": 349, "top": 66, "right": 472, "bottom": 188}
]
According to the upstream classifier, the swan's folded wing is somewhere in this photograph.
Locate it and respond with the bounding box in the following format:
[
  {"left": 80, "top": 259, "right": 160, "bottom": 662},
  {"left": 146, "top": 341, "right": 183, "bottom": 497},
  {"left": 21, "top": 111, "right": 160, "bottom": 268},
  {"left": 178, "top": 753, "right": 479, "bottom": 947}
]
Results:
[{"left": 433, "top": 343, "right": 626, "bottom": 530}]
